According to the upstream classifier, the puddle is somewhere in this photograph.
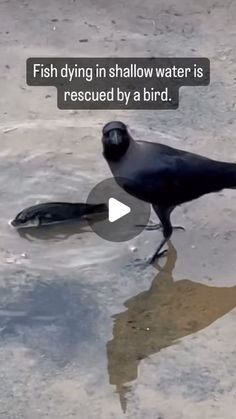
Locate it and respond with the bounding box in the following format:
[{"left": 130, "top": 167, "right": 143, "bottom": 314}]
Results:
[
  {"left": 107, "top": 242, "right": 236, "bottom": 412},
  {"left": 0, "top": 125, "right": 236, "bottom": 419}
]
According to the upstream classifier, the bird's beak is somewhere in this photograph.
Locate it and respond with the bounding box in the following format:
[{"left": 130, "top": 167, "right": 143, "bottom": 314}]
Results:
[{"left": 108, "top": 129, "right": 123, "bottom": 145}]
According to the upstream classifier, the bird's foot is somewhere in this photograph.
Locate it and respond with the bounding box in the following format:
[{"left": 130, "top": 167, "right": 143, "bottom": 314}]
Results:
[
  {"left": 145, "top": 223, "right": 162, "bottom": 231},
  {"left": 143, "top": 224, "right": 185, "bottom": 232},
  {"left": 135, "top": 220, "right": 162, "bottom": 230},
  {"left": 149, "top": 249, "right": 168, "bottom": 264},
  {"left": 173, "top": 225, "right": 185, "bottom": 231},
  {"left": 130, "top": 250, "right": 168, "bottom": 269},
  {"left": 136, "top": 217, "right": 185, "bottom": 231}
]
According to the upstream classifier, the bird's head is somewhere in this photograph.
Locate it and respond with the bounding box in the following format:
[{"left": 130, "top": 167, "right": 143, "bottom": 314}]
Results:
[{"left": 102, "top": 121, "right": 130, "bottom": 161}]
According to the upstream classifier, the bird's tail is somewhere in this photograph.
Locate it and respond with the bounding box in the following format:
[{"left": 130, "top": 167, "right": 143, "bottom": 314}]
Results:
[{"left": 218, "top": 162, "right": 236, "bottom": 190}]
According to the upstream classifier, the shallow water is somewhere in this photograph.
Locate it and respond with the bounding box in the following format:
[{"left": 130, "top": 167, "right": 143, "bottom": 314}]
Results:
[{"left": 0, "top": 125, "right": 236, "bottom": 419}]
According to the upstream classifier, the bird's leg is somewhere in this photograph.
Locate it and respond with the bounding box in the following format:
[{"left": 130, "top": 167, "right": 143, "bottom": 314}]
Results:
[
  {"left": 149, "top": 205, "right": 173, "bottom": 263},
  {"left": 166, "top": 206, "right": 185, "bottom": 230},
  {"left": 140, "top": 205, "right": 185, "bottom": 231}
]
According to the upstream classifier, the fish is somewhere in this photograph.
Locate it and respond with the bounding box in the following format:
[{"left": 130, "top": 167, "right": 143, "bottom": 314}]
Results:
[{"left": 10, "top": 202, "right": 108, "bottom": 229}]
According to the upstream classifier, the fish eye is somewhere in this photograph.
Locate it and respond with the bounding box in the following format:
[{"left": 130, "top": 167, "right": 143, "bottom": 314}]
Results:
[{"left": 18, "top": 213, "right": 26, "bottom": 222}]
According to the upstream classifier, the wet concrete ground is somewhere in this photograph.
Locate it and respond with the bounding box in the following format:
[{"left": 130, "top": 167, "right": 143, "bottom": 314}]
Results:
[{"left": 0, "top": 0, "right": 236, "bottom": 418}]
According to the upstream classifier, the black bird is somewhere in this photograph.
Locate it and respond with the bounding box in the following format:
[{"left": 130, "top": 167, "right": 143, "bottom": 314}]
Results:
[
  {"left": 11, "top": 202, "right": 108, "bottom": 228},
  {"left": 102, "top": 121, "right": 236, "bottom": 262}
]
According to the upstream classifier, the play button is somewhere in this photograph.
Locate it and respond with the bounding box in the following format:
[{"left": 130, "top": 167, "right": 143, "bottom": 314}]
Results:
[
  {"left": 86, "top": 177, "right": 151, "bottom": 242},
  {"left": 108, "top": 198, "right": 130, "bottom": 222}
]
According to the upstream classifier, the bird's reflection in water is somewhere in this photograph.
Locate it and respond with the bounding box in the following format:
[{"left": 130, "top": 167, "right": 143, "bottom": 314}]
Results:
[{"left": 107, "top": 242, "right": 236, "bottom": 412}]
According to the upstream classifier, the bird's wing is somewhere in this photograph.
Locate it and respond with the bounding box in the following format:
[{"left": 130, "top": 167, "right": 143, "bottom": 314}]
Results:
[{"left": 124, "top": 151, "right": 230, "bottom": 206}]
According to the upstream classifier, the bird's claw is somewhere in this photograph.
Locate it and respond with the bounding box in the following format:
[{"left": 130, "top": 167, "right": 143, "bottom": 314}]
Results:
[
  {"left": 135, "top": 221, "right": 162, "bottom": 230},
  {"left": 145, "top": 223, "right": 162, "bottom": 231},
  {"left": 173, "top": 225, "right": 185, "bottom": 231},
  {"left": 136, "top": 223, "right": 185, "bottom": 232},
  {"left": 149, "top": 248, "right": 168, "bottom": 264}
]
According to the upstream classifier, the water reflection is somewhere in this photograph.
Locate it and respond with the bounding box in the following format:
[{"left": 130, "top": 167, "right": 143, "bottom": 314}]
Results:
[{"left": 107, "top": 242, "right": 236, "bottom": 412}]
